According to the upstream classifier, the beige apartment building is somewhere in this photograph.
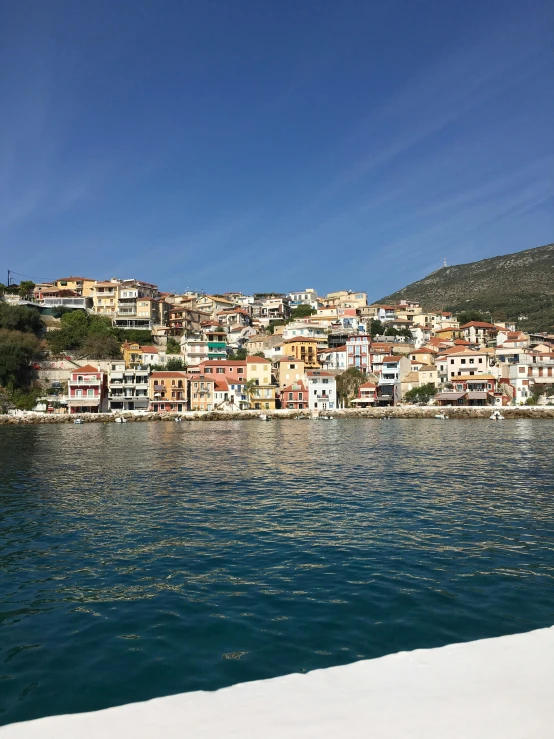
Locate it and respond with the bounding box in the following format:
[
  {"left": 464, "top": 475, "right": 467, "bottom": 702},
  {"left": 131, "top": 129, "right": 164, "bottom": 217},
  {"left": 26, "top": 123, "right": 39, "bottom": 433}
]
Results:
[{"left": 54, "top": 276, "right": 97, "bottom": 297}]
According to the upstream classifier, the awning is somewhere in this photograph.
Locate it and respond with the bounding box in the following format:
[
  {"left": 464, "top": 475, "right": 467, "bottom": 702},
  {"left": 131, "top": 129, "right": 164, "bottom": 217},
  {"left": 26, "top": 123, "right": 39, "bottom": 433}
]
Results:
[
  {"left": 466, "top": 392, "right": 489, "bottom": 400},
  {"left": 435, "top": 392, "right": 465, "bottom": 401}
]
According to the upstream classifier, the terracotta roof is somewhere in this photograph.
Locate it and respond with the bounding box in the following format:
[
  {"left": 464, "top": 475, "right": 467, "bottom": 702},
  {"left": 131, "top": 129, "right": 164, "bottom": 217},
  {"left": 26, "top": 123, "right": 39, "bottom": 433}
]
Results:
[
  {"left": 73, "top": 364, "right": 102, "bottom": 373},
  {"left": 306, "top": 370, "right": 334, "bottom": 377},
  {"left": 214, "top": 378, "right": 229, "bottom": 391},
  {"left": 459, "top": 321, "right": 498, "bottom": 330},
  {"left": 418, "top": 364, "right": 437, "bottom": 372},
  {"left": 283, "top": 336, "right": 320, "bottom": 343},
  {"left": 281, "top": 381, "right": 307, "bottom": 394},
  {"left": 382, "top": 356, "right": 400, "bottom": 363},
  {"left": 140, "top": 345, "right": 158, "bottom": 353},
  {"left": 318, "top": 345, "right": 346, "bottom": 354},
  {"left": 359, "top": 381, "right": 377, "bottom": 389},
  {"left": 151, "top": 371, "right": 188, "bottom": 378},
  {"left": 246, "top": 356, "right": 271, "bottom": 363}
]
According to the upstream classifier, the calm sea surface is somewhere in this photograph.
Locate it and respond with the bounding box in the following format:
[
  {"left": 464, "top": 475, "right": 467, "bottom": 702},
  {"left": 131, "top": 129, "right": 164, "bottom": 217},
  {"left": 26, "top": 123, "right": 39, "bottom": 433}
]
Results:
[{"left": 1, "top": 419, "right": 553, "bottom": 725}]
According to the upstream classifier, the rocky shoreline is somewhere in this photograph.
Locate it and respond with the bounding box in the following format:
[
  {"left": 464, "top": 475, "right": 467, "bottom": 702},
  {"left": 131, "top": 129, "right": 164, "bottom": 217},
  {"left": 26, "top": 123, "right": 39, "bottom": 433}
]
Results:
[{"left": 1, "top": 406, "right": 553, "bottom": 424}]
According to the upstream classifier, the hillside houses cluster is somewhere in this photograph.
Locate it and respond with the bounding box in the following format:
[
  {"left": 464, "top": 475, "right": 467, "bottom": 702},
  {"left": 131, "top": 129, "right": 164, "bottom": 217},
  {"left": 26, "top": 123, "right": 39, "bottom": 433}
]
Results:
[{"left": 11, "top": 277, "right": 554, "bottom": 412}]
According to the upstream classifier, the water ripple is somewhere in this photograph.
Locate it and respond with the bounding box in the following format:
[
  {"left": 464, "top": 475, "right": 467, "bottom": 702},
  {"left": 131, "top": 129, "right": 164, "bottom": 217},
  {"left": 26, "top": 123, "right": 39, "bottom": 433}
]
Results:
[{"left": 0, "top": 419, "right": 553, "bottom": 725}]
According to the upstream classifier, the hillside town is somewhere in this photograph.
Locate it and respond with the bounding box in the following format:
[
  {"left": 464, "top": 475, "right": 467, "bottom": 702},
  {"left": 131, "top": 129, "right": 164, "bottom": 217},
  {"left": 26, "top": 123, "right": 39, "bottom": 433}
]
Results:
[{"left": 2, "top": 276, "right": 554, "bottom": 414}]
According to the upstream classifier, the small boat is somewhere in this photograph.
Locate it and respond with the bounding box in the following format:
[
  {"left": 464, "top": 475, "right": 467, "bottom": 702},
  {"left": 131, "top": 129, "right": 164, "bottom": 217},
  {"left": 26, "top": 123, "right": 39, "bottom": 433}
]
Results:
[
  {"left": 175, "top": 417, "right": 182, "bottom": 423},
  {"left": 435, "top": 412, "right": 448, "bottom": 420},
  {"left": 259, "top": 413, "right": 271, "bottom": 421},
  {"left": 115, "top": 417, "right": 127, "bottom": 423},
  {"left": 73, "top": 418, "right": 84, "bottom": 424},
  {"left": 490, "top": 411, "right": 505, "bottom": 421}
]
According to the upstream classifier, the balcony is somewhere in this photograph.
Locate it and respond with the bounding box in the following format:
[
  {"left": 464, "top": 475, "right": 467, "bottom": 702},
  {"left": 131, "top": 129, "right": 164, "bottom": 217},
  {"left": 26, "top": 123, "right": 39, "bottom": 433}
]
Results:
[{"left": 69, "top": 378, "right": 101, "bottom": 385}]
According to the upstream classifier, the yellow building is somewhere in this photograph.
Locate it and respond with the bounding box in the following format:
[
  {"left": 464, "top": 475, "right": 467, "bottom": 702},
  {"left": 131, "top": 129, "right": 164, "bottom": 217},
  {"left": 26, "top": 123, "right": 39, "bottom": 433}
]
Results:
[
  {"left": 246, "top": 356, "right": 276, "bottom": 410},
  {"left": 325, "top": 290, "right": 367, "bottom": 308},
  {"left": 91, "top": 281, "right": 118, "bottom": 316},
  {"left": 149, "top": 371, "right": 188, "bottom": 412},
  {"left": 54, "top": 276, "right": 96, "bottom": 297},
  {"left": 189, "top": 375, "right": 215, "bottom": 411},
  {"left": 121, "top": 341, "right": 143, "bottom": 369},
  {"left": 282, "top": 337, "right": 320, "bottom": 369},
  {"left": 278, "top": 356, "right": 305, "bottom": 389}
]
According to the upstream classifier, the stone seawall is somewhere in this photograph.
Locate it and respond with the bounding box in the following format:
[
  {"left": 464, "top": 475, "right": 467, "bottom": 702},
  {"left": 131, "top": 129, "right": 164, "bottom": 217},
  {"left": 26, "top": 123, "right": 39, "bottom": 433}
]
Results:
[{"left": 1, "top": 406, "right": 553, "bottom": 424}]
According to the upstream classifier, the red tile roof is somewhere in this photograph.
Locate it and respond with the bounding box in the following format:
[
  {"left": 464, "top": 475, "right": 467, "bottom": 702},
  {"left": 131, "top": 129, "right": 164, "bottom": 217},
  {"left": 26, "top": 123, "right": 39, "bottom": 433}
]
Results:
[
  {"left": 459, "top": 321, "right": 498, "bottom": 330},
  {"left": 73, "top": 364, "right": 102, "bottom": 373},
  {"left": 151, "top": 371, "right": 188, "bottom": 378}
]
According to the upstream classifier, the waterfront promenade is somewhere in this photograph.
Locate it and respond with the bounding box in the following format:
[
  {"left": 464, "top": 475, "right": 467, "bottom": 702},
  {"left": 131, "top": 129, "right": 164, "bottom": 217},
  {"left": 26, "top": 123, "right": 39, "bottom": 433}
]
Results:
[
  {"left": 3, "top": 627, "right": 553, "bottom": 738},
  {"left": 1, "top": 405, "right": 554, "bottom": 424}
]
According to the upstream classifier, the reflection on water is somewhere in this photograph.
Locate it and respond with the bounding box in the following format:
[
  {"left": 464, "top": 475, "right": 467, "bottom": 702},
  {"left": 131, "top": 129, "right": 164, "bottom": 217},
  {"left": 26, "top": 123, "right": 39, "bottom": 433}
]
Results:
[{"left": 1, "top": 420, "right": 554, "bottom": 724}]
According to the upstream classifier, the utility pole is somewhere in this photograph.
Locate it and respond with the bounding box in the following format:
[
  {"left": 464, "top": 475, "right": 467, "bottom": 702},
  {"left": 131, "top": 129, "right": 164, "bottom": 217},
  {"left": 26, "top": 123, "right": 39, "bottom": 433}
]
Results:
[{"left": 7, "top": 269, "right": 11, "bottom": 287}]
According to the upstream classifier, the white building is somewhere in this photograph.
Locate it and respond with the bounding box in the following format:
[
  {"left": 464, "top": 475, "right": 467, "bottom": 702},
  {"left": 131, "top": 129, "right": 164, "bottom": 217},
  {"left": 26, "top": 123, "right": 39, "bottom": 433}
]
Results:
[
  {"left": 442, "top": 350, "right": 490, "bottom": 380},
  {"left": 378, "top": 355, "right": 411, "bottom": 404},
  {"left": 288, "top": 288, "right": 319, "bottom": 310},
  {"left": 306, "top": 370, "right": 336, "bottom": 411},
  {"left": 108, "top": 361, "right": 150, "bottom": 412},
  {"left": 318, "top": 346, "right": 347, "bottom": 372},
  {"left": 505, "top": 353, "right": 554, "bottom": 403},
  {"left": 180, "top": 336, "right": 209, "bottom": 366}
]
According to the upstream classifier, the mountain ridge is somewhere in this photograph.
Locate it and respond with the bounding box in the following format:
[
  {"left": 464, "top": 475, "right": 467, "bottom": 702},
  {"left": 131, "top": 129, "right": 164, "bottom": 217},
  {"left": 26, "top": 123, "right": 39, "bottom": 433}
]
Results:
[{"left": 378, "top": 243, "right": 554, "bottom": 332}]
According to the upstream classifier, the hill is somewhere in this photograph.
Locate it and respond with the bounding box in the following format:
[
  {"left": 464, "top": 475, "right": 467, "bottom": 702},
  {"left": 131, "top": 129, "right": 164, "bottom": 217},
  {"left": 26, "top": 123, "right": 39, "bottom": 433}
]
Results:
[{"left": 378, "top": 243, "right": 554, "bottom": 332}]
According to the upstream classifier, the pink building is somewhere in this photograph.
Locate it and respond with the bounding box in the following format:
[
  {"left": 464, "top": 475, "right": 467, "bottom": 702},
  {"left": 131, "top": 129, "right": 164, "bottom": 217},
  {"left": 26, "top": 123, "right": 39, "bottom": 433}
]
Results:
[
  {"left": 351, "top": 381, "right": 377, "bottom": 407},
  {"left": 346, "top": 334, "right": 371, "bottom": 371},
  {"left": 68, "top": 364, "right": 107, "bottom": 414},
  {"left": 280, "top": 381, "right": 308, "bottom": 410},
  {"left": 198, "top": 360, "right": 247, "bottom": 382}
]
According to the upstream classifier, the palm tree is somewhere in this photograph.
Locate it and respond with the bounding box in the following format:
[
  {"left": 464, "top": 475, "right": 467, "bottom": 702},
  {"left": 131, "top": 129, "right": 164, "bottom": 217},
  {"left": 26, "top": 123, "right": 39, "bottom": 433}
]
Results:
[{"left": 244, "top": 379, "right": 260, "bottom": 409}]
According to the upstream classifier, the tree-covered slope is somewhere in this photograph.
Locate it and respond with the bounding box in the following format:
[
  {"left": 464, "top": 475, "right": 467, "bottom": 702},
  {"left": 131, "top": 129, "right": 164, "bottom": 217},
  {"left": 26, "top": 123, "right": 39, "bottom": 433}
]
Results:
[{"left": 378, "top": 243, "right": 554, "bottom": 331}]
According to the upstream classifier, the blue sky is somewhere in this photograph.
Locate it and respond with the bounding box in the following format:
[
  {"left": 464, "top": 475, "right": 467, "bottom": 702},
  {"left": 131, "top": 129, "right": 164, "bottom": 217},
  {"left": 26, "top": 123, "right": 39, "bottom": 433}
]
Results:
[{"left": 1, "top": 0, "right": 552, "bottom": 299}]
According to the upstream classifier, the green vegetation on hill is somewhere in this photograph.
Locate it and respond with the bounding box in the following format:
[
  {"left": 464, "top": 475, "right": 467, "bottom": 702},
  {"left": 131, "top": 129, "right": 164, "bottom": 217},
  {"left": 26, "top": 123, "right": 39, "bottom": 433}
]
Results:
[
  {"left": 47, "top": 310, "right": 153, "bottom": 358},
  {"left": 0, "top": 304, "right": 44, "bottom": 411},
  {"left": 378, "top": 243, "right": 554, "bottom": 332}
]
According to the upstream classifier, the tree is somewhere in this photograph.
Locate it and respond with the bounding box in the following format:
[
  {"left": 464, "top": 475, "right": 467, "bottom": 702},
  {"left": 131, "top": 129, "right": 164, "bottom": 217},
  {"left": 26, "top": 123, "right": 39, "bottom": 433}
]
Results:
[
  {"left": 404, "top": 383, "right": 437, "bottom": 404},
  {"left": 81, "top": 333, "right": 121, "bottom": 359},
  {"left": 0, "top": 303, "right": 43, "bottom": 334},
  {"left": 18, "top": 280, "right": 35, "bottom": 298},
  {"left": 457, "top": 310, "right": 487, "bottom": 326},
  {"left": 227, "top": 348, "right": 247, "bottom": 360},
  {"left": 165, "top": 357, "right": 185, "bottom": 370},
  {"left": 291, "top": 304, "right": 316, "bottom": 319},
  {"left": 244, "top": 379, "right": 260, "bottom": 407},
  {"left": 0, "top": 329, "right": 43, "bottom": 389},
  {"left": 166, "top": 337, "right": 181, "bottom": 354},
  {"left": 369, "top": 319, "right": 384, "bottom": 337},
  {"left": 336, "top": 368, "right": 367, "bottom": 405}
]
